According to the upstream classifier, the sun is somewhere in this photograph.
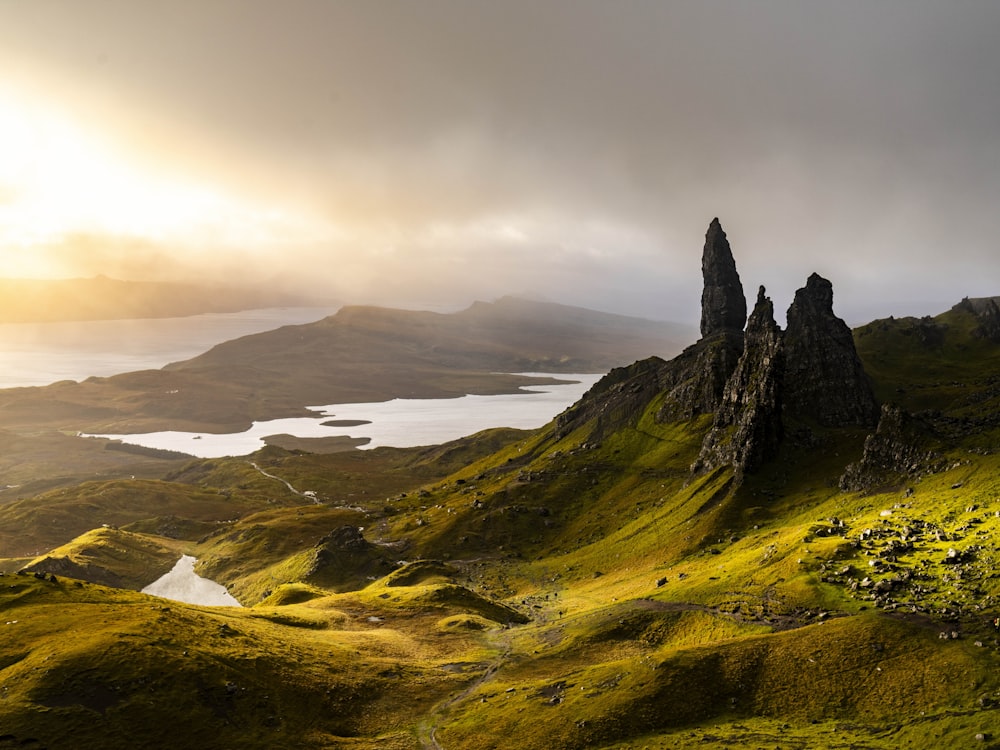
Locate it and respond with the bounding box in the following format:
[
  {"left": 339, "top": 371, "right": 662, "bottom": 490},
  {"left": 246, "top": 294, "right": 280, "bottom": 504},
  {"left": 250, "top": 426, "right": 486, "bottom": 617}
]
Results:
[{"left": 0, "top": 91, "right": 216, "bottom": 245}]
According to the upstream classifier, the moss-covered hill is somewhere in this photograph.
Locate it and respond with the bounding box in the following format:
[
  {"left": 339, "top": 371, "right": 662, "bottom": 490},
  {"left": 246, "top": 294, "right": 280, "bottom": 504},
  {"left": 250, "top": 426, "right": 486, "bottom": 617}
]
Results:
[{"left": 2, "top": 297, "right": 999, "bottom": 749}]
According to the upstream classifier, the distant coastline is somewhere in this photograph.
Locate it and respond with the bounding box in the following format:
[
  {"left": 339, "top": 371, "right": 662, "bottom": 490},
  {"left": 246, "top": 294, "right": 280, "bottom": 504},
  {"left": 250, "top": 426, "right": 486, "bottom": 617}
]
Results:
[{"left": 0, "top": 306, "right": 339, "bottom": 389}]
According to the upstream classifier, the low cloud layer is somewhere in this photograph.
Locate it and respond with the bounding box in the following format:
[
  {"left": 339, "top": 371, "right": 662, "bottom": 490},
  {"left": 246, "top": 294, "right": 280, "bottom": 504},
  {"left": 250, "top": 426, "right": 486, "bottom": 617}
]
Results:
[{"left": 1, "top": 1, "right": 997, "bottom": 324}]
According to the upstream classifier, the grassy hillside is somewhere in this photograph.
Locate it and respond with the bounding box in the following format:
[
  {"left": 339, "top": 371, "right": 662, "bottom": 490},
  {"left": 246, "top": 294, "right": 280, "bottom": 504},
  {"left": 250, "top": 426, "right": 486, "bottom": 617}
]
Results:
[{"left": 2, "top": 303, "right": 1000, "bottom": 748}]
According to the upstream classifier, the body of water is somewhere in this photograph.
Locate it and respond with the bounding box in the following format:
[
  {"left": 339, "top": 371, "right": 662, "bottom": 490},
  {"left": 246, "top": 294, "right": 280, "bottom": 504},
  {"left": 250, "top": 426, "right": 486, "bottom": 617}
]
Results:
[
  {"left": 87, "top": 373, "right": 602, "bottom": 458},
  {"left": 0, "top": 306, "right": 339, "bottom": 388},
  {"left": 141, "top": 555, "right": 242, "bottom": 607}
]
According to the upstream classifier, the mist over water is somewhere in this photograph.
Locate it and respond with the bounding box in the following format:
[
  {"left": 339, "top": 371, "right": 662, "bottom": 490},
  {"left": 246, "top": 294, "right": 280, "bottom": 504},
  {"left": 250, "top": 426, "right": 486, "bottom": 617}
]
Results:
[{"left": 0, "top": 307, "right": 338, "bottom": 388}]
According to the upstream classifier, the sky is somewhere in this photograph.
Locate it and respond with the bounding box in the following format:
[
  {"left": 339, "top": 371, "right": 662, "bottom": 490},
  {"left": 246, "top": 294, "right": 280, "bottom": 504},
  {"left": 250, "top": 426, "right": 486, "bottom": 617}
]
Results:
[{"left": 0, "top": 0, "right": 998, "bottom": 326}]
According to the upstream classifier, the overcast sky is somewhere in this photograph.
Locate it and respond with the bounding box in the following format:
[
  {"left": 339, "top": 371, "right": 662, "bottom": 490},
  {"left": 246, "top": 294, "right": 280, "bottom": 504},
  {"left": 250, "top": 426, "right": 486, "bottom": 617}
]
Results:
[{"left": 0, "top": 1, "right": 998, "bottom": 325}]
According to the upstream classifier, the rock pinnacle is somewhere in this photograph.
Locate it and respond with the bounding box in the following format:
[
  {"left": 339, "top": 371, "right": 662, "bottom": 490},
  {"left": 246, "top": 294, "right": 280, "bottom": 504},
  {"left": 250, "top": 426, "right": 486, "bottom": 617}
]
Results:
[
  {"left": 784, "top": 273, "right": 879, "bottom": 427},
  {"left": 700, "top": 218, "right": 747, "bottom": 338}
]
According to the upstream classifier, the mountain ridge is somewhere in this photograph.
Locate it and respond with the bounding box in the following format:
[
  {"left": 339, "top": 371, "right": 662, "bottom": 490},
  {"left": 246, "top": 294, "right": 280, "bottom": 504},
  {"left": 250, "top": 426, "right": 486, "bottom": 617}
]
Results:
[{"left": 0, "top": 297, "right": 692, "bottom": 438}]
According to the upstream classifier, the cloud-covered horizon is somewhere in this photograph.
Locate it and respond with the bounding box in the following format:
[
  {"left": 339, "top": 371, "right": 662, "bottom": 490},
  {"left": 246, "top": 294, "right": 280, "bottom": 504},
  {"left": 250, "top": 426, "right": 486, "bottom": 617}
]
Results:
[{"left": 1, "top": 1, "right": 998, "bottom": 325}]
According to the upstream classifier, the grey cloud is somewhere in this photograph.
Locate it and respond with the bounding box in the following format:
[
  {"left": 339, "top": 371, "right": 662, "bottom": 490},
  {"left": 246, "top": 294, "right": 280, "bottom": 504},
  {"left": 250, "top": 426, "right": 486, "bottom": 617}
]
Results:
[{"left": 0, "top": 0, "right": 997, "bottom": 323}]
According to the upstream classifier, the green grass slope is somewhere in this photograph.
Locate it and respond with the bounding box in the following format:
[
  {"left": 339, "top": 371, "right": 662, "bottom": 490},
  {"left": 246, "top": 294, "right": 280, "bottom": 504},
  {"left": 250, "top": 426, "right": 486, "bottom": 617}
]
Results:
[
  {"left": 22, "top": 527, "right": 183, "bottom": 589},
  {"left": 2, "top": 302, "right": 1000, "bottom": 748},
  {"left": 0, "top": 478, "right": 287, "bottom": 563},
  {"left": 0, "top": 573, "right": 500, "bottom": 749}
]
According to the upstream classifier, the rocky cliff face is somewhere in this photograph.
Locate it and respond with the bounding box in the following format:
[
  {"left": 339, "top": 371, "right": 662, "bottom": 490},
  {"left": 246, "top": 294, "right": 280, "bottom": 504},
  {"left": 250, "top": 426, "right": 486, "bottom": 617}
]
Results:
[
  {"left": 700, "top": 218, "right": 748, "bottom": 338},
  {"left": 839, "top": 404, "right": 944, "bottom": 492},
  {"left": 693, "top": 287, "right": 784, "bottom": 475},
  {"left": 783, "top": 274, "right": 879, "bottom": 428},
  {"left": 953, "top": 296, "right": 1000, "bottom": 343},
  {"left": 555, "top": 356, "right": 669, "bottom": 441},
  {"left": 654, "top": 332, "right": 744, "bottom": 423}
]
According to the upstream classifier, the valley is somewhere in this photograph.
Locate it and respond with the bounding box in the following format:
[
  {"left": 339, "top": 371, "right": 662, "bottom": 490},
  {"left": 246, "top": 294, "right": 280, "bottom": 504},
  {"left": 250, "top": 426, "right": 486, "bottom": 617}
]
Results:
[{"left": 2, "top": 223, "right": 1000, "bottom": 749}]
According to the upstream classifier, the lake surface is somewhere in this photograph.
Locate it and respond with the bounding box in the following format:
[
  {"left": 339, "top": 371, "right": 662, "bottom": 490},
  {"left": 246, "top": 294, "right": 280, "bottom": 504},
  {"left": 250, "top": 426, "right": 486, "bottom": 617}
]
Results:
[
  {"left": 87, "top": 373, "right": 602, "bottom": 458},
  {"left": 0, "top": 306, "right": 339, "bottom": 388},
  {"left": 141, "top": 555, "right": 242, "bottom": 607}
]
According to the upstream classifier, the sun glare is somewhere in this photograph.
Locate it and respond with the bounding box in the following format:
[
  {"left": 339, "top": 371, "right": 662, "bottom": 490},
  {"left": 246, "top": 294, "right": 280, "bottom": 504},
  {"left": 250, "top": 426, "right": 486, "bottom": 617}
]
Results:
[{"left": 0, "top": 91, "right": 332, "bottom": 278}]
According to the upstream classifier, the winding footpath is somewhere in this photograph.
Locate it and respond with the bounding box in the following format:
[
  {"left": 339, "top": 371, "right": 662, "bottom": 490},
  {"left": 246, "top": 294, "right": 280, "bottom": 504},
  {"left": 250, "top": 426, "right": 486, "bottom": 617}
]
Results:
[
  {"left": 247, "top": 461, "right": 320, "bottom": 503},
  {"left": 419, "top": 645, "right": 512, "bottom": 750}
]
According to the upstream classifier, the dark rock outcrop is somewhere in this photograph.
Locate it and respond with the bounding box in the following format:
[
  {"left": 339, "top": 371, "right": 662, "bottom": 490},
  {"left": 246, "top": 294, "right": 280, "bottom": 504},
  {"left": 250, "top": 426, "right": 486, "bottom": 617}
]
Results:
[
  {"left": 555, "top": 356, "right": 668, "bottom": 440},
  {"left": 693, "top": 287, "right": 784, "bottom": 475},
  {"left": 305, "top": 525, "right": 395, "bottom": 590},
  {"left": 953, "top": 296, "right": 1000, "bottom": 342},
  {"left": 562, "top": 223, "right": 883, "bottom": 481},
  {"left": 657, "top": 218, "right": 747, "bottom": 422},
  {"left": 783, "top": 273, "right": 879, "bottom": 428},
  {"left": 655, "top": 332, "right": 744, "bottom": 423},
  {"left": 558, "top": 219, "right": 749, "bottom": 438},
  {"left": 555, "top": 332, "right": 744, "bottom": 440},
  {"left": 839, "top": 404, "right": 945, "bottom": 492},
  {"left": 700, "top": 218, "right": 748, "bottom": 338}
]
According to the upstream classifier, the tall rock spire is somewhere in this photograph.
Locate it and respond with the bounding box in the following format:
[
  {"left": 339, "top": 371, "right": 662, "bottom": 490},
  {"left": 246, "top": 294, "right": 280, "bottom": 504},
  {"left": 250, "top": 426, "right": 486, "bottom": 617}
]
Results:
[
  {"left": 700, "top": 218, "right": 747, "bottom": 338},
  {"left": 693, "top": 286, "right": 784, "bottom": 476},
  {"left": 783, "top": 273, "right": 879, "bottom": 427}
]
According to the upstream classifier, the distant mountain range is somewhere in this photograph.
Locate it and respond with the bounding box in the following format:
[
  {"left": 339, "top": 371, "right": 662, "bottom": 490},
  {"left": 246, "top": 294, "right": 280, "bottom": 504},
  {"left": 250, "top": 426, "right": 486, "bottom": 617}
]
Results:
[
  {"left": 0, "top": 276, "right": 309, "bottom": 322},
  {"left": 0, "top": 295, "right": 694, "bottom": 436}
]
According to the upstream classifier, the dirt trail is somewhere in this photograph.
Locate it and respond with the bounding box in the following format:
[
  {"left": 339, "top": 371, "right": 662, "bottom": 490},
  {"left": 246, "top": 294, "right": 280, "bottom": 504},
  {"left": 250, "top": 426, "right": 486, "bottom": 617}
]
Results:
[
  {"left": 419, "top": 643, "right": 512, "bottom": 750},
  {"left": 247, "top": 461, "right": 319, "bottom": 503}
]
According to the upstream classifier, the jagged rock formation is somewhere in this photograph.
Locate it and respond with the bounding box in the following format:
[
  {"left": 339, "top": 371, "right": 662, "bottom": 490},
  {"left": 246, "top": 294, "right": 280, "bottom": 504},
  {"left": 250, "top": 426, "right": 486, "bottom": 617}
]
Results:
[
  {"left": 555, "top": 356, "right": 668, "bottom": 441},
  {"left": 953, "top": 296, "right": 1000, "bottom": 342},
  {"left": 783, "top": 273, "right": 879, "bottom": 428},
  {"left": 563, "top": 222, "right": 882, "bottom": 478},
  {"left": 558, "top": 219, "right": 748, "bottom": 439},
  {"left": 555, "top": 332, "right": 745, "bottom": 442},
  {"left": 839, "top": 404, "right": 944, "bottom": 492},
  {"left": 694, "top": 287, "right": 784, "bottom": 475},
  {"left": 700, "top": 218, "right": 748, "bottom": 337}
]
